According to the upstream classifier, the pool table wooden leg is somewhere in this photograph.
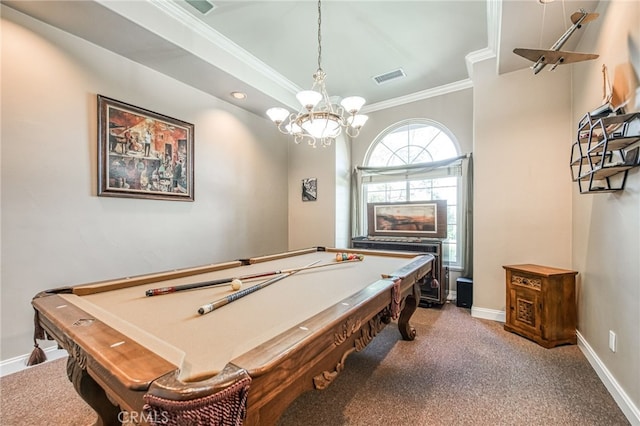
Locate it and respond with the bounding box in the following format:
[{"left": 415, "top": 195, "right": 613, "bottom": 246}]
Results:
[
  {"left": 67, "top": 357, "right": 122, "bottom": 426},
  {"left": 397, "top": 281, "right": 420, "bottom": 341}
]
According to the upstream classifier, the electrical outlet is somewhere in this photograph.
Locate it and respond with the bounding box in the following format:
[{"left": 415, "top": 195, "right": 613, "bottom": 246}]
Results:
[{"left": 609, "top": 330, "right": 617, "bottom": 353}]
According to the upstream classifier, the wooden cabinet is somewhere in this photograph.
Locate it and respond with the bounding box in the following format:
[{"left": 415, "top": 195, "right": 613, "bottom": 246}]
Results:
[{"left": 503, "top": 264, "right": 578, "bottom": 348}]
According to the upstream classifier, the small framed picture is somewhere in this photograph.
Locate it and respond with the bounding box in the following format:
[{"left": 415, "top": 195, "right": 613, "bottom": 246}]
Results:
[
  {"left": 302, "top": 178, "right": 317, "bottom": 201},
  {"left": 97, "top": 95, "right": 195, "bottom": 201}
]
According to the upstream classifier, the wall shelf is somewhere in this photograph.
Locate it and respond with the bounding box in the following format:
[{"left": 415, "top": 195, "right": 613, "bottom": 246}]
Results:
[{"left": 570, "top": 112, "right": 640, "bottom": 193}]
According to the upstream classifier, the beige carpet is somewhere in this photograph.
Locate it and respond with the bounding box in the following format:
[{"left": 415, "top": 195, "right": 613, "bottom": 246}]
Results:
[
  {"left": 1, "top": 356, "right": 96, "bottom": 425},
  {"left": 0, "top": 303, "right": 630, "bottom": 425},
  {"left": 280, "top": 304, "right": 629, "bottom": 425}
]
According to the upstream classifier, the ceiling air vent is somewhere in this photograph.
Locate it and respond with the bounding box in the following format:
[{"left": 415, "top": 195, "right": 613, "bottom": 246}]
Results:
[
  {"left": 186, "top": 0, "right": 216, "bottom": 15},
  {"left": 373, "top": 68, "right": 406, "bottom": 85}
]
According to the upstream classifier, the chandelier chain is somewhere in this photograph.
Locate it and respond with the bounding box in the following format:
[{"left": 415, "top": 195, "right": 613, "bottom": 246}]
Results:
[
  {"left": 265, "top": 0, "right": 367, "bottom": 147},
  {"left": 317, "top": 0, "right": 322, "bottom": 72}
]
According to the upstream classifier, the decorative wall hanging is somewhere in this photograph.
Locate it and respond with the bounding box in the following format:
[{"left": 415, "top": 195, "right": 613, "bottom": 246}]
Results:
[
  {"left": 98, "top": 95, "right": 194, "bottom": 201},
  {"left": 302, "top": 178, "right": 317, "bottom": 201},
  {"left": 367, "top": 200, "right": 447, "bottom": 239}
]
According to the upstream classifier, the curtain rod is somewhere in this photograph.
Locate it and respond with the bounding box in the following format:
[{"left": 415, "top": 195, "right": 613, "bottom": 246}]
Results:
[{"left": 356, "top": 153, "right": 470, "bottom": 172}]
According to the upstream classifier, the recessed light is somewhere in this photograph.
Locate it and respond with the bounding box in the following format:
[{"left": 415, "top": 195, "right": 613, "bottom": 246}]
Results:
[{"left": 230, "top": 91, "right": 247, "bottom": 100}]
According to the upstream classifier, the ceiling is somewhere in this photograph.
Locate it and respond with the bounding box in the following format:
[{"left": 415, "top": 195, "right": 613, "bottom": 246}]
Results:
[{"left": 3, "top": 0, "right": 601, "bottom": 118}]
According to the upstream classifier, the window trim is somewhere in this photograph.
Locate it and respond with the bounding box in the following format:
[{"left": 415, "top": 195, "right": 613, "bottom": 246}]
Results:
[
  {"left": 363, "top": 118, "right": 462, "bottom": 166},
  {"left": 359, "top": 118, "right": 465, "bottom": 269}
]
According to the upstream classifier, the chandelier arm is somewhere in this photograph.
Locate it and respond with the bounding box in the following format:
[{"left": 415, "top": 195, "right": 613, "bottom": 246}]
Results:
[
  {"left": 275, "top": 121, "right": 291, "bottom": 136},
  {"left": 345, "top": 127, "right": 361, "bottom": 138},
  {"left": 323, "top": 85, "right": 337, "bottom": 114},
  {"left": 334, "top": 104, "right": 348, "bottom": 120},
  {"left": 291, "top": 128, "right": 317, "bottom": 147}
]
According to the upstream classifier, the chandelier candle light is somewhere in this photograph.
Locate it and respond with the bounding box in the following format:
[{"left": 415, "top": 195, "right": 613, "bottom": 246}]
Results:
[{"left": 266, "top": 0, "right": 368, "bottom": 148}]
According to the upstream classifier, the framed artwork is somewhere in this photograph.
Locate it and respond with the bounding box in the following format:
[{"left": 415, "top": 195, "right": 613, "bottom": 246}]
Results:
[
  {"left": 302, "top": 177, "right": 317, "bottom": 201},
  {"left": 97, "top": 95, "right": 194, "bottom": 201},
  {"left": 367, "top": 200, "right": 447, "bottom": 239}
]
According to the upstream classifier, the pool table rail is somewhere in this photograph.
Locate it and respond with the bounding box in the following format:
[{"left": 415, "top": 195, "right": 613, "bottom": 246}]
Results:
[
  {"left": 206, "top": 253, "right": 431, "bottom": 425},
  {"left": 32, "top": 293, "right": 177, "bottom": 391},
  {"left": 245, "top": 247, "right": 423, "bottom": 265},
  {"left": 31, "top": 247, "right": 434, "bottom": 426},
  {"left": 70, "top": 261, "right": 243, "bottom": 296}
]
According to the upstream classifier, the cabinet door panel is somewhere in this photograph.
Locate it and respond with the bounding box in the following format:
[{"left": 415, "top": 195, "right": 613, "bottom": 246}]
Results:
[{"left": 509, "top": 287, "right": 541, "bottom": 336}]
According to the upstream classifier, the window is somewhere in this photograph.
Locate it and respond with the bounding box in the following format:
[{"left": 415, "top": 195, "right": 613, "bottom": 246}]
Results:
[{"left": 361, "top": 119, "right": 464, "bottom": 267}]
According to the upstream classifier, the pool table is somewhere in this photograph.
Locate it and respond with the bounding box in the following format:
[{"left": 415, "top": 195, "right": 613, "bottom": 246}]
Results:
[{"left": 31, "top": 247, "right": 433, "bottom": 425}]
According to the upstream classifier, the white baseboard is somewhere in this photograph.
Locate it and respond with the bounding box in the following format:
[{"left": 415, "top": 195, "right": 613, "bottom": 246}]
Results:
[
  {"left": 577, "top": 330, "right": 640, "bottom": 426},
  {"left": 470, "top": 309, "right": 638, "bottom": 425},
  {"left": 0, "top": 346, "right": 68, "bottom": 378},
  {"left": 471, "top": 306, "right": 505, "bottom": 323}
]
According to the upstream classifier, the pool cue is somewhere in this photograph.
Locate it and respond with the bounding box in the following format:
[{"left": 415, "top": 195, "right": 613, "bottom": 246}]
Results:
[
  {"left": 146, "top": 273, "right": 261, "bottom": 297},
  {"left": 146, "top": 255, "right": 364, "bottom": 296},
  {"left": 197, "top": 260, "right": 320, "bottom": 315}
]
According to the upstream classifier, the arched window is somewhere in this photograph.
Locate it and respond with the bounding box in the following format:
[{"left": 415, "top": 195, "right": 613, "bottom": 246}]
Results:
[{"left": 361, "top": 119, "right": 464, "bottom": 267}]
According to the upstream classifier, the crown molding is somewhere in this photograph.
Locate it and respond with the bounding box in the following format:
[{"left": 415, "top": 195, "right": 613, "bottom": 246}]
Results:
[
  {"left": 463, "top": 0, "right": 500, "bottom": 79},
  {"left": 465, "top": 47, "right": 496, "bottom": 77},
  {"left": 363, "top": 79, "right": 474, "bottom": 114},
  {"left": 96, "top": 0, "right": 500, "bottom": 115},
  {"left": 147, "top": 0, "right": 301, "bottom": 95},
  {"left": 152, "top": 1, "right": 301, "bottom": 94},
  {"left": 95, "top": 0, "right": 300, "bottom": 111},
  {"left": 486, "top": 0, "right": 502, "bottom": 54}
]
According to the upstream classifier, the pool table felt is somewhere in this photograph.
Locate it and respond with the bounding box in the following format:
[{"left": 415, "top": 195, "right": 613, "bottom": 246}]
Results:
[{"left": 58, "top": 251, "right": 414, "bottom": 381}]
